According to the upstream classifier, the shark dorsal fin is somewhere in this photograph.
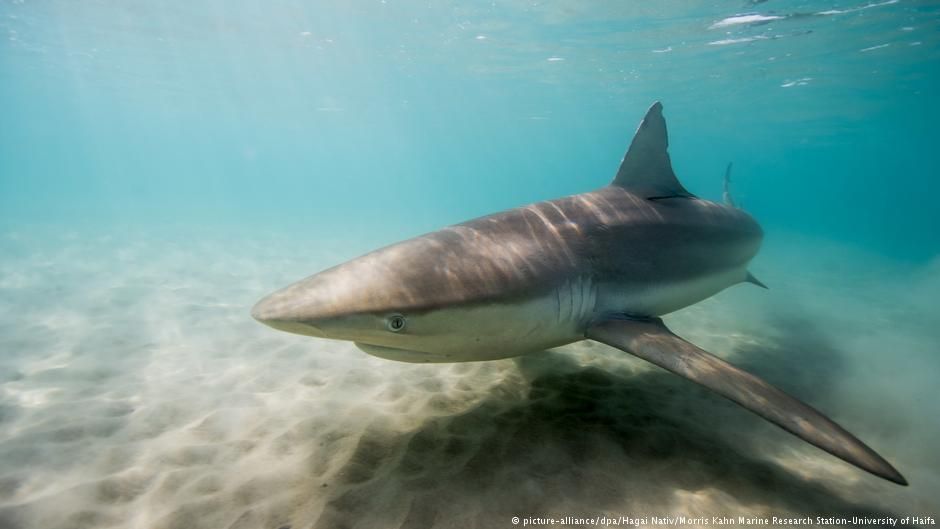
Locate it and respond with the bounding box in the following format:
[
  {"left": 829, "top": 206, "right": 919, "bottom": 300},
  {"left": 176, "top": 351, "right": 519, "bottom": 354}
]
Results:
[{"left": 612, "top": 101, "right": 692, "bottom": 198}]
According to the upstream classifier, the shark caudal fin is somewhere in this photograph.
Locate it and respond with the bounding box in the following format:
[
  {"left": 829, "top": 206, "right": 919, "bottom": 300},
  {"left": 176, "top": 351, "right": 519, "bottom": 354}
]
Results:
[
  {"left": 723, "top": 162, "right": 737, "bottom": 207},
  {"left": 586, "top": 317, "right": 907, "bottom": 485},
  {"left": 612, "top": 102, "right": 693, "bottom": 199}
]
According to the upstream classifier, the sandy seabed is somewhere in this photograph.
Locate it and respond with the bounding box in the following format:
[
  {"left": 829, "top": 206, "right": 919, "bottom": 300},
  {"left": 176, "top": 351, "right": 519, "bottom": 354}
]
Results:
[{"left": 0, "top": 227, "right": 937, "bottom": 529}]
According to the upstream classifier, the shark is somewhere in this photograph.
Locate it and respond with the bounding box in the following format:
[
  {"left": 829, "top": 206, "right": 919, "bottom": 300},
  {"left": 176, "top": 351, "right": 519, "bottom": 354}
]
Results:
[{"left": 252, "top": 102, "right": 906, "bottom": 486}]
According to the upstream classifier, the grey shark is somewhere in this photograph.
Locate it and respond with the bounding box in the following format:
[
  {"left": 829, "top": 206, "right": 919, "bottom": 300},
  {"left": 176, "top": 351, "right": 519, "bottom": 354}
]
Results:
[{"left": 252, "top": 102, "right": 906, "bottom": 486}]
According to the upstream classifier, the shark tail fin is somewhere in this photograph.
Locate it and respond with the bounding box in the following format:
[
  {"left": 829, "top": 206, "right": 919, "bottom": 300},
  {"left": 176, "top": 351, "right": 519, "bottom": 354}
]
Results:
[
  {"left": 722, "top": 162, "right": 737, "bottom": 207},
  {"left": 612, "top": 102, "right": 693, "bottom": 199}
]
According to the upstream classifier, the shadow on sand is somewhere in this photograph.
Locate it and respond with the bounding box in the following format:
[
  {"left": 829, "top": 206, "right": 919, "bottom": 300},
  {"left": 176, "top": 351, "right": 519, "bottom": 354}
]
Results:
[{"left": 310, "top": 313, "right": 913, "bottom": 529}]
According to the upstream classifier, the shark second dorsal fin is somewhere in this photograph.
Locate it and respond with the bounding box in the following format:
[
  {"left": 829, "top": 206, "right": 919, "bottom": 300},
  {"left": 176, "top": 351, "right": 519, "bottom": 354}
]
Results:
[{"left": 612, "top": 102, "right": 692, "bottom": 199}]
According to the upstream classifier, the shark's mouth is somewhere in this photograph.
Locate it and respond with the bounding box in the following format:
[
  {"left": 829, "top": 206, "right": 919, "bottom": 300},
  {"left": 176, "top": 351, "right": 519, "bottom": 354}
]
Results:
[{"left": 354, "top": 342, "right": 446, "bottom": 363}]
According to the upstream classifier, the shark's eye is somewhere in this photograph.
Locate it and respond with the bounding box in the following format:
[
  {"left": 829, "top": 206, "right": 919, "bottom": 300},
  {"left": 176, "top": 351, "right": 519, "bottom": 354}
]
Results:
[{"left": 386, "top": 314, "right": 406, "bottom": 332}]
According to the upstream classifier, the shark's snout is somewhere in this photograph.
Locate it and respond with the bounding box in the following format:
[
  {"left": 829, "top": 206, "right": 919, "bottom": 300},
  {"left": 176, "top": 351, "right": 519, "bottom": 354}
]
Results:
[
  {"left": 250, "top": 287, "right": 328, "bottom": 337},
  {"left": 250, "top": 290, "right": 291, "bottom": 324},
  {"left": 251, "top": 296, "right": 281, "bottom": 324},
  {"left": 250, "top": 297, "right": 285, "bottom": 331}
]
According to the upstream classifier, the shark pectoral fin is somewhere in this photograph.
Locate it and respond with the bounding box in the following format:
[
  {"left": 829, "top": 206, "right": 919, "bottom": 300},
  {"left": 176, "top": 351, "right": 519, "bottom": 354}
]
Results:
[{"left": 585, "top": 317, "right": 907, "bottom": 485}]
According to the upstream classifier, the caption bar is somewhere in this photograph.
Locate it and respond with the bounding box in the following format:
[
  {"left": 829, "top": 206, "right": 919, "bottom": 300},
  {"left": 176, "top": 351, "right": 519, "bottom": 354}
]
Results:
[{"left": 510, "top": 515, "right": 936, "bottom": 527}]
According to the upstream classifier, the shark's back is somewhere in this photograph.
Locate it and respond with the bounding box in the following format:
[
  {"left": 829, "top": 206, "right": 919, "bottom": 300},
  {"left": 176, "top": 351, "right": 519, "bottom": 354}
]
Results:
[
  {"left": 267, "top": 100, "right": 761, "bottom": 320},
  {"left": 444, "top": 185, "right": 762, "bottom": 315}
]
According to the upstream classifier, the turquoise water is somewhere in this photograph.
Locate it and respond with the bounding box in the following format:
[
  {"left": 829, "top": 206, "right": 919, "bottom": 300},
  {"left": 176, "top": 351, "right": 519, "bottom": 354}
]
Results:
[
  {"left": 1, "top": 1, "right": 939, "bottom": 528},
  {"left": 3, "top": 1, "right": 938, "bottom": 253}
]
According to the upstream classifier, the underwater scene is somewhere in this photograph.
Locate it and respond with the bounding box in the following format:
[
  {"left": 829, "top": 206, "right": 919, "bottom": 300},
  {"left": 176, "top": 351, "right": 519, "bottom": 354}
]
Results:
[{"left": 1, "top": 1, "right": 939, "bottom": 528}]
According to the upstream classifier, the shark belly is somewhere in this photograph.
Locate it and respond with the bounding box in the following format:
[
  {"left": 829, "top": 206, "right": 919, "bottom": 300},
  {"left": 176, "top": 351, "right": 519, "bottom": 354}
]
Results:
[
  {"left": 356, "top": 276, "right": 597, "bottom": 363},
  {"left": 598, "top": 265, "right": 749, "bottom": 317}
]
